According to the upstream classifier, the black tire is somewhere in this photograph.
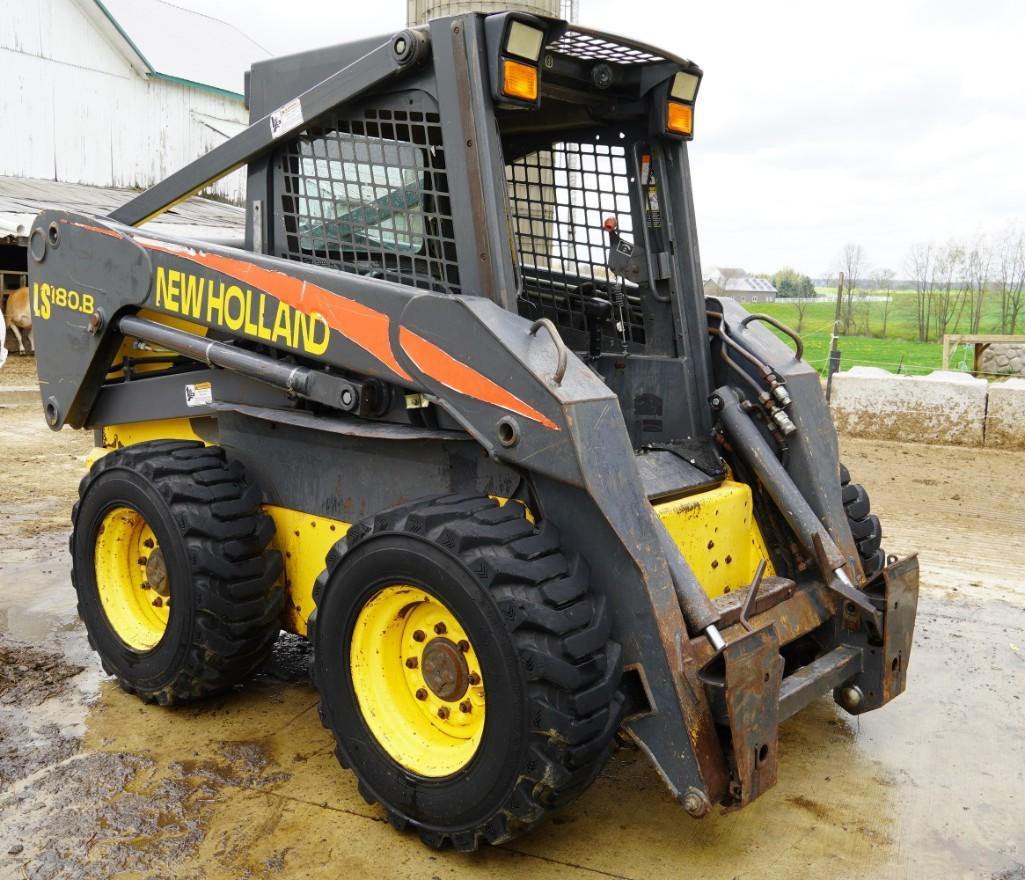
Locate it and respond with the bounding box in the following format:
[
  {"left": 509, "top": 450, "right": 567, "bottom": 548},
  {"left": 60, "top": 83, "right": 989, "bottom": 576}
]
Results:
[
  {"left": 840, "top": 464, "right": 885, "bottom": 580},
  {"left": 309, "top": 495, "right": 624, "bottom": 852},
  {"left": 71, "top": 440, "right": 283, "bottom": 704}
]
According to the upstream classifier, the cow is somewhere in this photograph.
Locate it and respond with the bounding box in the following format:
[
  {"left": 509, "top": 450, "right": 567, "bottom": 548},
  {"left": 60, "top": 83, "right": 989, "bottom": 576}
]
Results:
[{"left": 3, "top": 287, "right": 33, "bottom": 355}]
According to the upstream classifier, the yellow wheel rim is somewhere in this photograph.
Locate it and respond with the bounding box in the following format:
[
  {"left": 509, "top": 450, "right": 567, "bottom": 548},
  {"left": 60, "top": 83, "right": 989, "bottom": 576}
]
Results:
[
  {"left": 350, "top": 585, "right": 486, "bottom": 777},
  {"left": 94, "top": 506, "right": 171, "bottom": 651}
]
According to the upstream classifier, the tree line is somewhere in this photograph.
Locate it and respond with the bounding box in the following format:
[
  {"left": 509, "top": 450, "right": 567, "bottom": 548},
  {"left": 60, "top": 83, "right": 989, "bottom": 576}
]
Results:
[{"left": 832, "top": 224, "right": 1025, "bottom": 341}]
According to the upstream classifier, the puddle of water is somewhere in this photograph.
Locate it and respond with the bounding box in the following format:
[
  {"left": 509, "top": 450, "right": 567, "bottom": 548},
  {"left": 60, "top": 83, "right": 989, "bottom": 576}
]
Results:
[
  {"left": 1, "top": 573, "right": 1022, "bottom": 879},
  {"left": 0, "top": 551, "right": 86, "bottom": 655}
]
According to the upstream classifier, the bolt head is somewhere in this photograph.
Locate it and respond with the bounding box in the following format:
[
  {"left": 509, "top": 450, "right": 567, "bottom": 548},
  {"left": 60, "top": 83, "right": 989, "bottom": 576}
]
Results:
[
  {"left": 682, "top": 787, "right": 710, "bottom": 818},
  {"left": 437, "top": 706, "right": 449, "bottom": 720},
  {"left": 412, "top": 630, "right": 426, "bottom": 642},
  {"left": 415, "top": 688, "right": 428, "bottom": 701},
  {"left": 405, "top": 657, "right": 418, "bottom": 669},
  {"left": 468, "top": 672, "right": 480, "bottom": 686},
  {"left": 433, "top": 622, "right": 447, "bottom": 635},
  {"left": 457, "top": 640, "right": 470, "bottom": 653},
  {"left": 459, "top": 700, "right": 472, "bottom": 714}
]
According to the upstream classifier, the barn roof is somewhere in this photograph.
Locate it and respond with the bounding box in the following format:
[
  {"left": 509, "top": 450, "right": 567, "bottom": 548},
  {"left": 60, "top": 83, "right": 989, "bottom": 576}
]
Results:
[
  {"left": 0, "top": 176, "right": 245, "bottom": 249},
  {"left": 723, "top": 277, "right": 777, "bottom": 293},
  {"left": 84, "top": 0, "right": 270, "bottom": 98}
]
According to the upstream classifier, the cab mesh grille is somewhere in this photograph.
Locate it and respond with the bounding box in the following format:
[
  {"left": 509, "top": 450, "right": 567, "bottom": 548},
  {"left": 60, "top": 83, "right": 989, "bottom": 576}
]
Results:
[
  {"left": 280, "top": 108, "right": 459, "bottom": 294},
  {"left": 506, "top": 139, "right": 645, "bottom": 344}
]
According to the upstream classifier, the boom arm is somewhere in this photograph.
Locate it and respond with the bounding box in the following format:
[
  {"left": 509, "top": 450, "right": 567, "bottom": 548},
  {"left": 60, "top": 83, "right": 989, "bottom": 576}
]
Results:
[{"left": 109, "top": 30, "right": 430, "bottom": 227}]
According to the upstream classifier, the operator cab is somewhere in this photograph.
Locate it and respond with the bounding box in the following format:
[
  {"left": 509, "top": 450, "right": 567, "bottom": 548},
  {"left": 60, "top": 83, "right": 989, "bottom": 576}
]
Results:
[{"left": 245, "top": 13, "right": 714, "bottom": 459}]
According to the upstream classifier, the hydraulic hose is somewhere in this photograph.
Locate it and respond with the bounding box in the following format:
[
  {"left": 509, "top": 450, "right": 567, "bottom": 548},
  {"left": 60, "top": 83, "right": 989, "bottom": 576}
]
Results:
[
  {"left": 655, "top": 519, "right": 725, "bottom": 652},
  {"left": 712, "top": 385, "right": 880, "bottom": 623}
]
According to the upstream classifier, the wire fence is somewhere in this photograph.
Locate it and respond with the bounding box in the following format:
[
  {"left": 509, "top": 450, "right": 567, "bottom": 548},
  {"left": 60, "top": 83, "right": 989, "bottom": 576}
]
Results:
[{"left": 765, "top": 322, "right": 1022, "bottom": 379}]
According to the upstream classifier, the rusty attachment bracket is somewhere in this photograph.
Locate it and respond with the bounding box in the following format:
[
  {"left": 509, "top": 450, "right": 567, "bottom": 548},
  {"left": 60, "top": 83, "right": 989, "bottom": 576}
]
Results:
[
  {"left": 811, "top": 531, "right": 882, "bottom": 629},
  {"left": 719, "top": 623, "right": 783, "bottom": 808},
  {"left": 836, "top": 554, "right": 920, "bottom": 714}
]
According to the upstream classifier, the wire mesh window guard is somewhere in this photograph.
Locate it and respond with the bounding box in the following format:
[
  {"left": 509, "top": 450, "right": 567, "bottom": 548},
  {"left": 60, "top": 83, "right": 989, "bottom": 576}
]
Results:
[
  {"left": 506, "top": 140, "right": 646, "bottom": 345},
  {"left": 280, "top": 108, "right": 459, "bottom": 294},
  {"left": 547, "top": 30, "right": 667, "bottom": 65}
]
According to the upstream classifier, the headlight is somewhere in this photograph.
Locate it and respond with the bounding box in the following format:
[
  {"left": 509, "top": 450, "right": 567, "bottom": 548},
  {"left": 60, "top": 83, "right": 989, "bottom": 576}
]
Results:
[
  {"left": 660, "top": 69, "right": 702, "bottom": 140},
  {"left": 502, "top": 59, "right": 539, "bottom": 102},
  {"left": 484, "top": 13, "right": 549, "bottom": 109}
]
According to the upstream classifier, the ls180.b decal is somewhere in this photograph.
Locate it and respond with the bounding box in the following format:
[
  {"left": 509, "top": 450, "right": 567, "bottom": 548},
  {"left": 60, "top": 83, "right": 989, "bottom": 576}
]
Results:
[{"left": 32, "top": 283, "right": 95, "bottom": 320}]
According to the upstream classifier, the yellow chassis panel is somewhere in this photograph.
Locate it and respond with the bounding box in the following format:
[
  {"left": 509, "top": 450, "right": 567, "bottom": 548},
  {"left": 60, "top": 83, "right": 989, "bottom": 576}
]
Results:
[
  {"left": 264, "top": 505, "right": 350, "bottom": 635},
  {"left": 89, "top": 424, "right": 770, "bottom": 630},
  {"left": 654, "top": 481, "right": 774, "bottom": 598}
]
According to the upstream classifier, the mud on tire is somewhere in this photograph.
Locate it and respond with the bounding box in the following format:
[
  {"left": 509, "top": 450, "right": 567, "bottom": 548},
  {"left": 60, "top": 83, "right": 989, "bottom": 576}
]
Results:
[
  {"left": 71, "top": 440, "right": 283, "bottom": 704},
  {"left": 840, "top": 464, "right": 885, "bottom": 581},
  {"left": 309, "top": 494, "right": 624, "bottom": 852}
]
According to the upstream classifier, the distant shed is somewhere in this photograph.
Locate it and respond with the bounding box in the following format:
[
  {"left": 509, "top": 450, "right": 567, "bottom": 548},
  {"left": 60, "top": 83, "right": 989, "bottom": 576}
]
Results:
[{"left": 703, "top": 267, "right": 778, "bottom": 303}]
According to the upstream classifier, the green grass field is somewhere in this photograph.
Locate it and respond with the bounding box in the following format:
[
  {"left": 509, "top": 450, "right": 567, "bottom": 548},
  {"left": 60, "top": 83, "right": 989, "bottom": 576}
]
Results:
[{"left": 749, "top": 291, "right": 1013, "bottom": 376}]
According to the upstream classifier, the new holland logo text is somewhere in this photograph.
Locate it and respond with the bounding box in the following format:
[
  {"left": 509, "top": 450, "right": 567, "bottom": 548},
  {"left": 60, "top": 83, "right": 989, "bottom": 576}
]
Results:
[{"left": 155, "top": 267, "right": 329, "bottom": 356}]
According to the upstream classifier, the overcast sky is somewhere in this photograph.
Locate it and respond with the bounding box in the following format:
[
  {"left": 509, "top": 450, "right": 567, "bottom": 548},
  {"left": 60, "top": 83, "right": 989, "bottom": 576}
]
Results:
[{"left": 172, "top": 0, "right": 1025, "bottom": 278}]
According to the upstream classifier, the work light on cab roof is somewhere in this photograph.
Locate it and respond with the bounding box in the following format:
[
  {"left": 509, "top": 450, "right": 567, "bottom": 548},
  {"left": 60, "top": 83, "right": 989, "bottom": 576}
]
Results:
[
  {"left": 662, "top": 69, "right": 701, "bottom": 138},
  {"left": 485, "top": 12, "right": 548, "bottom": 107}
]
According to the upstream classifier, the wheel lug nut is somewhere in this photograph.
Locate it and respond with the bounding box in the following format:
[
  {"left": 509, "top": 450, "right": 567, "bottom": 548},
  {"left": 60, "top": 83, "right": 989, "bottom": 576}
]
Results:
[
  {"left": 137, "top": 556, "right": 148, "bottom": 565},
  {"left": 434, "top": 622, "right": 447, "bottom": 635},
  {"left": 468, "top": 672, "right": 480, "bottom": 686},
  {"left": 415, "top": 688, "right": 428, "bottom": 701},
  {"left": 412, "top": 630, "right": 426, "bottom": 642},
  {"left": 405, "top": 657, "right": 418, "bottom": 669},
  {"left": 458, "top": 640, "right": 470, "bottom": 653},
  {"left": 437, "top": 706, "right": 449, "bottom": 720},
  {"left": 459, "top": 700, "right": 472, "bottom": 714},
  {"left": 143, "top": 538, "right": 155, "bottom": 549}
]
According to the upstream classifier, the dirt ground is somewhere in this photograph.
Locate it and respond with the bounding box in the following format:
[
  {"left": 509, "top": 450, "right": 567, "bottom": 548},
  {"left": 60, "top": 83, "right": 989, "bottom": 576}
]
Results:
[
  {"left": 0, "top": 356, "right": 37, "bottom": 386},
  {"left": 1, "top": 359, "right": 1024, "bottom": 880}
]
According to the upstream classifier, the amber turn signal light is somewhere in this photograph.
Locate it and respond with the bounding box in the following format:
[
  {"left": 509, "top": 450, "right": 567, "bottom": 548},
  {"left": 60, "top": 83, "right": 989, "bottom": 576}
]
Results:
[
  {"left": 667, "top": 101, "right": 693, "bottom": 136},
  {"left": 502, "top": 59, "right": 538, "bottom": 102}
]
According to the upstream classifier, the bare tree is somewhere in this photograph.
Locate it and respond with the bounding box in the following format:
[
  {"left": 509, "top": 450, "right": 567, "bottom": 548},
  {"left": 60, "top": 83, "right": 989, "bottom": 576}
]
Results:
[
  {"left": 932, "top": 242, "right": 966, "bottom": 341},
  {"left": 964, "top": 235, "right": 991, "bottom": 334},
  {"left": 872, "top": 268, "right": 896, "bottom": 336},
  {"left": 793, "top": 298, "right": 811, "bottom": 332},
  {"left": 907, "top": 242, "right": 934, "bottom": 342},
  {"left": 839, "top": 243, "right": 865, "bottom": 333},
  {"left": 996, "top": 224, "right": 1025, "bottom": 334}
]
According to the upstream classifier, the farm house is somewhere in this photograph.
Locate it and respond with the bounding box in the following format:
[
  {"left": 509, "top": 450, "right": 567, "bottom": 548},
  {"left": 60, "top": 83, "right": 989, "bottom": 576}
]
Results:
[{"left": 0, "top": 0, "right": 267, "bottom": 345}]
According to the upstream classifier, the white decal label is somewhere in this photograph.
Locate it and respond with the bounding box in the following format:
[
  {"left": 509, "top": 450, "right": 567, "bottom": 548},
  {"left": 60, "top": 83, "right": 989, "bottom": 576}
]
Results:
[
  {"left": 185, "top": 381, "right": 213, "bottom": 408},
  {"left": 269, "top": 97, "right": 303, "bottom": 138}
]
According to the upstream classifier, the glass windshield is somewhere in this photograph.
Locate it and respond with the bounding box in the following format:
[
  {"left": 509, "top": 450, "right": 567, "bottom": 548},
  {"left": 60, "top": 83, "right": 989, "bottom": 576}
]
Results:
[{"left": 295, "top": 134, "right": 425, "bottom": 254}]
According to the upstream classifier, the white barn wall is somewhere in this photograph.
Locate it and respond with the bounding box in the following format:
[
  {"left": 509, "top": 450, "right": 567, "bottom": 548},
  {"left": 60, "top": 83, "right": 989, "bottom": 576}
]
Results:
[{"left": 0, "top": 0, "right": 247, "bottom": 202}]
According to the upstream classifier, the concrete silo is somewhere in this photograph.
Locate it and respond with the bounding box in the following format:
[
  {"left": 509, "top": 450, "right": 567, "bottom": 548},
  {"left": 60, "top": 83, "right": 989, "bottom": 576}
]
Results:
[
  {"left": 406, "top": 1, "right": 566, "bottom": 26},
  {"left": 405, "top": 0, "right": 579, "bottom": 273}
]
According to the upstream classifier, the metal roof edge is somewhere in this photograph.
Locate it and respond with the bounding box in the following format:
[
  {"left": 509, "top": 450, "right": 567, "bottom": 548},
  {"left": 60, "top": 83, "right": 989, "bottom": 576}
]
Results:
[
  {"left": 79, "top": 0, "right": 155, "bottom": 76},
  {"left": 150, "top": 72, "right": 244, "bottom": 101}
]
